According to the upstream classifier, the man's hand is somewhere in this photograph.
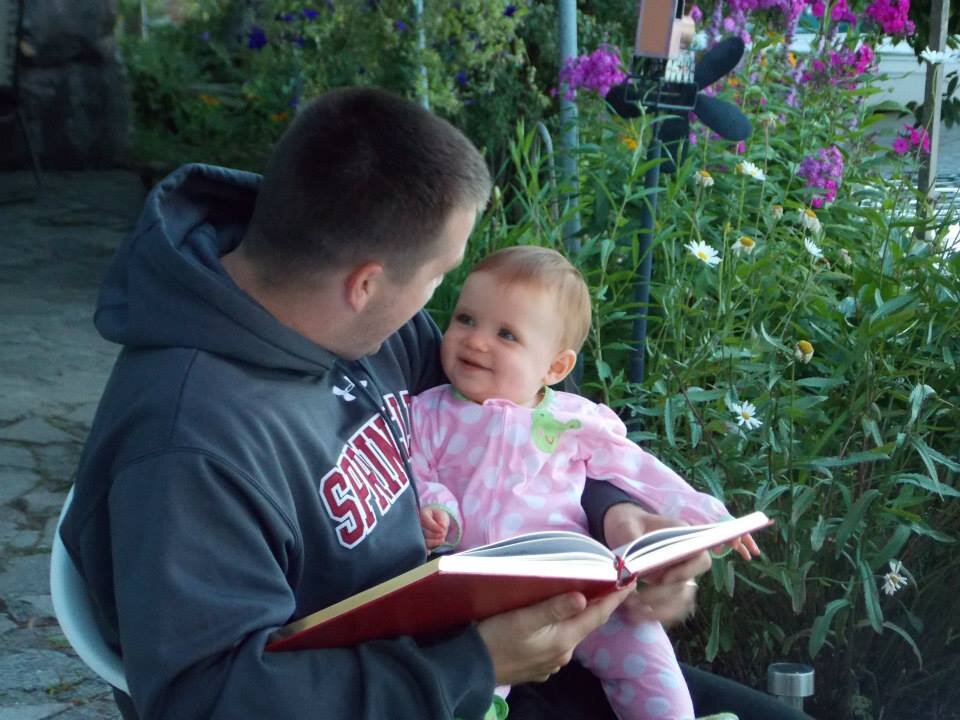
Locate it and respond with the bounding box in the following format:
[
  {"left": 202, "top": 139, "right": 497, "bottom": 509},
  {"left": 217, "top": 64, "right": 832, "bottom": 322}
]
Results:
[
  {"left": 602, "top": 503, "right": 711, "bottom": 627},
  {"left": 419, "top": 507, "right": 451, "bottom": 550},
  {"left": 477, "top": 584, "right": 636, "bottom": 685}
]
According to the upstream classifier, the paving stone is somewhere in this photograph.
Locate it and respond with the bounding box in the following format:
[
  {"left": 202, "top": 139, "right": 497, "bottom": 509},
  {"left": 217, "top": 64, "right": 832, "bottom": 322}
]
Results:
[
  {"left": 0, "top": 444, "right": 35, "bottom": 470},
  {"left": 0, "top": 615, "right": 18, "bottom": 634},
  {"left": 8, "top": 595, "right": 57, "bottom": 626},
  {"left": 0, "top": 704, "right": 71, "bottom": 720},
  {"left": 0, "top": 649, "right": 86, "bottom": 692},
  {"left": 20, "top": 490, "right": 69, "bottom": 517},
  {"left": 0, "top": 469, "right": 40, "bottom": 506},
  {"left": 0, "top": 419, "right": 76, "bottom": 445},
  {"left": 0, "top": 554, "right": 52, "bottom": 598}
]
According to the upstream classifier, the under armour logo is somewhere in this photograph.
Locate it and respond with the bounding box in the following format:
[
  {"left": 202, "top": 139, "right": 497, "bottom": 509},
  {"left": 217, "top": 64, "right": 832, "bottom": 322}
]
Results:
[{"left": 332, "top": 376, "right": 368, "bottom": 402}]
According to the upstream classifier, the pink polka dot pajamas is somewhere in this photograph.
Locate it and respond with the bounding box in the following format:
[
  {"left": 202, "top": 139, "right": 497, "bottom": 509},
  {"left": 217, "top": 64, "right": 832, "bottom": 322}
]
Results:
[{"left": 410, "top": 385, "right": 733, "bottom": 720}]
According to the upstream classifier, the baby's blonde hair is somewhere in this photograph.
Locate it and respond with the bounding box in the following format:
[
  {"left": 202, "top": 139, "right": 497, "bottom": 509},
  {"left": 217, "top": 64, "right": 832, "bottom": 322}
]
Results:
[{"left": 468, "top": 246, "right": 592, "bottom": 351}]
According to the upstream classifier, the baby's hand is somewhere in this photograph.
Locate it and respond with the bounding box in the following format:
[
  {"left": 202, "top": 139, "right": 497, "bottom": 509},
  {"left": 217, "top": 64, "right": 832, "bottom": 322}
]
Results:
[
  {"left": 727, "top": 532, "right": 762, "bottom": 561},
  {"left": 420, "top": 507, "right": 452, "bottom": 550}
]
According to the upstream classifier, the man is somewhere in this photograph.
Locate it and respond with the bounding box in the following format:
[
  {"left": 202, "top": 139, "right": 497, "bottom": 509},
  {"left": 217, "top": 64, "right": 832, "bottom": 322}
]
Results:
[{"left": 62, "top": 86, "right": 795, "bottom": 720}]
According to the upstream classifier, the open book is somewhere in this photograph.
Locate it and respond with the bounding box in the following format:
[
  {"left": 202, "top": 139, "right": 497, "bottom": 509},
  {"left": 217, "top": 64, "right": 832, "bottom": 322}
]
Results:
[{"left": 267, "top": 510, "right": 772, "bottom": 652}]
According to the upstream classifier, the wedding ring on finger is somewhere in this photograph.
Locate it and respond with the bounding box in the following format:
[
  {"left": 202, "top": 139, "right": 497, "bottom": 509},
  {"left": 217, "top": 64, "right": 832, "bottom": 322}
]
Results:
[{"left": 684, "top": 579, "right": 698, "bottom": 590}]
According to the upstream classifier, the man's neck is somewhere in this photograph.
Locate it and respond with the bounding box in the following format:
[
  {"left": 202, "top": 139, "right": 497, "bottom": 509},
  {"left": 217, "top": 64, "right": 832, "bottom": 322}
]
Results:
[{"left": 220, "top": 247, "right": 356, "bottom": 356}]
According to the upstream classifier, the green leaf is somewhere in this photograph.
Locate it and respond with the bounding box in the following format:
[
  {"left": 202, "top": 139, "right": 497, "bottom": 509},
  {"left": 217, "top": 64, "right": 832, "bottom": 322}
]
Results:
[
  {"left": 868, "top": 292, "right": 916, "bottom": 323},
  {"left": 835, "top": 489, "right": 882, "bottom": 557},
  {"left": 800, "top": 448, "right": 892, "bottom": 470},
  {"left": 894, "top": 472, "right": 960, "bottom": 499},
  {"left": 706, "top": 602, "right": 721, "bottom": 661},
  {"left": 760, "top": 322, "right": 791, "bottom": 354},
  {"left": 908, "top": 383, "right": 936, "bottom": 425},
  {"left": 663, "top": 397, "right": 676, "bottom": 448},
  {"left": 859, "top": 559, "right": 884, "bottom": 633},
  {"left": 809, "top": 598, "right": 851, "bottom": 658},
  {"left": 795, "top": 377, "right": 849, "bottom": 390},
  {"left": 871, "top": 524, "right": 912, "bottom": 571},
  {"left": 882, "top": 621, "right": 923, "bottom": 669},
  {"left": 910, "top": 437, "right": 960, "bottom": 474},
  {"left": 811, "top": 514, "right": 829, "bottom": 552},
  {"left": 791, "top": 485, "right": 818, "bottom": 525}
]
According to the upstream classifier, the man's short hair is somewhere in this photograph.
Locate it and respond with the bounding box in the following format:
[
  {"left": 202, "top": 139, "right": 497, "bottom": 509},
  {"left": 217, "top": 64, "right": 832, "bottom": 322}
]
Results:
[
  {"left": 469, "top": 246, "right": 592, "bottom": 352},
  {"left": 245, "top": 86, "right": 491, "bottom": 284}
]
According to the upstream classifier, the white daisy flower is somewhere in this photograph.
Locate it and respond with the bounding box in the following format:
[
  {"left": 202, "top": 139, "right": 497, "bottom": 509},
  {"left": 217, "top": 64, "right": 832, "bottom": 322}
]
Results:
[
  {"left": 771, "top": 204, "right": 784, "bottom": 220},
  {"left": 732, "top": 235, "right": 756, "bottom": 254},
  {"left": 799, "top": 207, "right": 822, "bottom": 234},
  {"left": 729, "top": 401, "right": 763, "bottom": 430},
  {"left": 695, "top": 169, "right": 715, "bottom": 188},
  {"left": 881, "top": 560, "right": 909, "bottom": 596},
  {"left": 794, "top": 340, "right": 814, "bottom": 363},
  {"left": 685, "top": 240, "right": 721, "bottom": 266},
  {"left": 839, "top": 248, "right": 852, "bottom": 267},
  {"left": 735, "top": 160, "right": 766, "bottom": 181},
  {"left": 804, "top": 237, "right": 824, "bottom": 260},
  {"left": 921, "top": 47, "right": 951, "bottom": 65}
]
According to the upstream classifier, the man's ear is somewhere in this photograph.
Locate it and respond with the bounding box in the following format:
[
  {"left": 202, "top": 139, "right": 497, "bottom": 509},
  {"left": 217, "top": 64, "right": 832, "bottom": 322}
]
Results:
[
  {"left": 543, "top": 349, "right": 577, "bottom": 386},
  {"left": 344, "top": 262, "right": 385, "bottom": 313}
]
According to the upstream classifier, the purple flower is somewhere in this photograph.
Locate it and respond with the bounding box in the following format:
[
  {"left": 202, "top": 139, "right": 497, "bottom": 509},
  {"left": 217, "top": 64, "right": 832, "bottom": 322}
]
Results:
[
  {"left": 558, "top": 45, "right": 627, "bottom": 100},
  {"left": 865, "top": 0, "right": 914, "bottom": 35},
  {"left": 892, "top": 136, "right": 911, "bottom": 155},
  {"left": 689, "top": 4, "right": 703, "bottom": 23},
  {"left": 280, "top": 11, "right": 295, "bottom": 22},
  {"left": 303, "top": 7, "right": 320, "bottom": 20},
  {"left": 504, "top": 4, "right": 516, "bottom": 17},
  {"left": 394, "top": 19, "right": 407, "bottom": 32},
  {"left": 455, "top": 70, "right": 469, "bottom": 87},
  {"left": 797, "top": 145, "right": 844, "bottom": 207},
  {"left": 247, "top": 25, "right": 268, "bottom": 50}
]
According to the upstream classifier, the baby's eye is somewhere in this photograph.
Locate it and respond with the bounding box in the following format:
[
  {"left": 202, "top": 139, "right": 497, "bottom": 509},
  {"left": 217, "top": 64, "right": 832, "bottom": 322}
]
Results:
[
  {"left": 455, "top": 313, "right": 475, "bottom": 326},
  {"left": 498, "top": 328, "right": 517, "bottom": 342}
]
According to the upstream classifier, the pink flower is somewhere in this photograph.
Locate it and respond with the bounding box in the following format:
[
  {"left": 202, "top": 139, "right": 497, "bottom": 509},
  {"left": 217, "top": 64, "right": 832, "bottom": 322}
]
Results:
[
  {"left": 558, "top": 45, "right": 627, "bottom": 100},
  {"left": 892, "top": 136, "right": 911, "bottom": 155},
  {"left": 865, "top": 0, "right": 915, "bottom": 35},
  {"left": 689, "top": 4, "right": 703, "bottom": 23}
]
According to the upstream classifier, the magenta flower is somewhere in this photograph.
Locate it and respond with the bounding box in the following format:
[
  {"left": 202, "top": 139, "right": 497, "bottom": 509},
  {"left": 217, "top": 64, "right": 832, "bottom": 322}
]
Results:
[
  {"left": 865, "top": 0, "right": 915, "bottom": 35},
  {"left": 810, "top": 0, "right": 857, "bottom": 23},
  {"left": 892, "top": 136, "right": 911, "bottom": 155},
  {"left": 892, "top": 124, "right": 930, "bottom": 155},
  {"left": 798, "top": 146, "right": 844, "bottom": 208},
  {"left": 558, "top": 45, "right": 627, "bottom": 100},
  {"left": 689, "top": 4, "right": 703, "bottom": 22}
]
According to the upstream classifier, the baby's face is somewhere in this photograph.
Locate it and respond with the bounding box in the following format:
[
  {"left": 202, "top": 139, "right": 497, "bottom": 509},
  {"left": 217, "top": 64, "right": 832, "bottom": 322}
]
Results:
[{"left": 441, "top": 271, "right": 566, "bottom": 407}]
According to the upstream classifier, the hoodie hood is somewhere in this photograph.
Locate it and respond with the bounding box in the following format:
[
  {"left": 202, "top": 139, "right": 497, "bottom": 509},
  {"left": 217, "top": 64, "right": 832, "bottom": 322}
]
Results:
[{"left": 95, "top": 163, "right": 336, "bottom": 374}]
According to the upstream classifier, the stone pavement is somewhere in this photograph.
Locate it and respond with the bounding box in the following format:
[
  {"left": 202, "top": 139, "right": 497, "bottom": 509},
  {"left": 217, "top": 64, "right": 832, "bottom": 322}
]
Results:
[{"left": 0, "top": 170, "right": 144, "bottom": 720}]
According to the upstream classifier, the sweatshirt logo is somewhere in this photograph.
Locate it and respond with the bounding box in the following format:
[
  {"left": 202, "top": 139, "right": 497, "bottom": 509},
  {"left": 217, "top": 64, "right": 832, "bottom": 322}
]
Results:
[
  {"left": 319, "top": 392, "right": 412, "bottom": 548},
  {"left": 332, "top": 376, "right": 368, "bottom": 402}
]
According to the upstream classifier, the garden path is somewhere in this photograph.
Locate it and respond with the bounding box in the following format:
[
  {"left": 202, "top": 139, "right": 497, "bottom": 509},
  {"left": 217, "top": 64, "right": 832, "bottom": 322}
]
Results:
[{"left": 2, "top": 123, "right": 960, "bottom": 717}]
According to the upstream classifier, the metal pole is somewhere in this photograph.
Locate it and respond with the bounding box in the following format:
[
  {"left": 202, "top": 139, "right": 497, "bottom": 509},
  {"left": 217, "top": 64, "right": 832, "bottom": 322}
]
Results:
[
  {"left": 918, "top": 0, "right": 949, "bottom": 199},
  {"left": 557, "top": 0, "right": 581, "bottom": 251},
  {"left": 413, "top": 0, "right": 428, "bottom": 109}
]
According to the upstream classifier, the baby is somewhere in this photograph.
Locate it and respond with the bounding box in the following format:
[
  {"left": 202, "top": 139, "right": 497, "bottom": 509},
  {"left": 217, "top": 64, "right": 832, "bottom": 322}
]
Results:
[{"left": 410, "top": 246, "right": 755, "bottom": 720}]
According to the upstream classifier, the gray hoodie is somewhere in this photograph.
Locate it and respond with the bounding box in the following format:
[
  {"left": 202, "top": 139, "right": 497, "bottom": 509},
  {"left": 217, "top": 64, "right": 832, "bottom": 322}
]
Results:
[{"left": 61, "top": 163, "right": 495, "bottom": 720}]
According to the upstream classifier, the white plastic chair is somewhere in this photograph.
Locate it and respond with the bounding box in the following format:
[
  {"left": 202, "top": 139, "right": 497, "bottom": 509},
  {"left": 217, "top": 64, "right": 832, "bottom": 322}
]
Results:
[{"left": 50, "top": 486, "right": 129, "bottom": 693}]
